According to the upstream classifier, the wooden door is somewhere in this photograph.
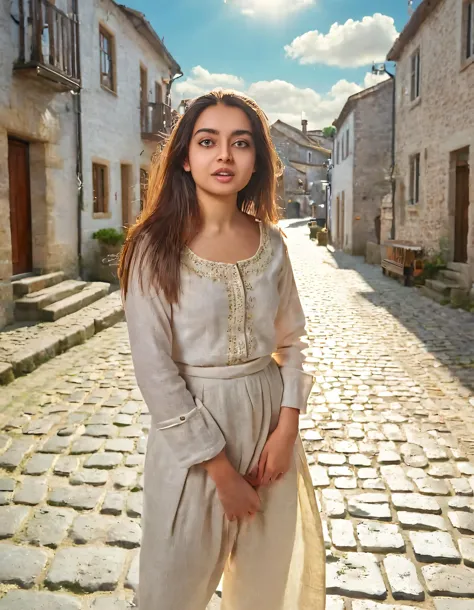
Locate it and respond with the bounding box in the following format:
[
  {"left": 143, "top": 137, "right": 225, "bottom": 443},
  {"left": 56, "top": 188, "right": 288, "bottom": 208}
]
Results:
[
  {"left": 8, "top": 138, "right": 32, "bottom": 275},
  {"left": 454, "top": 163, "right": 470, "bottom": 263},
  {"left": 121, "top": 164, "right": 132, "bottom": 229}
]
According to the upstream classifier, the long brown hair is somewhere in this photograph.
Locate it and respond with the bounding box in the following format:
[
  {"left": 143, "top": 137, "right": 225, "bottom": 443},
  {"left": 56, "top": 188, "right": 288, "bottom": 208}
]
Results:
[{"left": 119, "top": 89, "right": 282, "bottom": 303}]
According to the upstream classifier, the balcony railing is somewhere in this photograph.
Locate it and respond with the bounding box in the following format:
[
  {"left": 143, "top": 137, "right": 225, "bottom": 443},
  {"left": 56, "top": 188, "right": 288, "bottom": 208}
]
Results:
[
  {"left": 141, "top": 102, "right": 173, "bottom": 140},
  {"left": 14, "top": 0, "right": 81, "bottom": 89}
]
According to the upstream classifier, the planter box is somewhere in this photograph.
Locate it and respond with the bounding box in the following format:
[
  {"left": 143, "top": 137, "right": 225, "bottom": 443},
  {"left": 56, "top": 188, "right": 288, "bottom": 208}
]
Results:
[
  {"left": 317, "top": 231, "right": 328, "bottom": 247},
  {"left": 93, "top": 242, "right": 122, "bottom": 284}
]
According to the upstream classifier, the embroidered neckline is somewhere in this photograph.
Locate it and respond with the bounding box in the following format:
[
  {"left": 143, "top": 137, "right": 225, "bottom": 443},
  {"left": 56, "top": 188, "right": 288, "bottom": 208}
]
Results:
[
  {"left": 181, "top": 221, "right": 274, "bottom": 365},
  {"left": 183, "top": 221, "right": 265, "bottom": 269}
]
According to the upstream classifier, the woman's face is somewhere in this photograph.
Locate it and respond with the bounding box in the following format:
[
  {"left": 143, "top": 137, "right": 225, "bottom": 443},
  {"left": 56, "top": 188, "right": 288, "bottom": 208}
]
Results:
[{"left": 183, "top": 103, "right": 257, "bottom": 197}]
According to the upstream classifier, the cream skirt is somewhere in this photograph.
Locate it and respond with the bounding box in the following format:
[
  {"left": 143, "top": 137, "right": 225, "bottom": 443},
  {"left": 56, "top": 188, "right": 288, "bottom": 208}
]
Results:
[{"left": 138, "top": 358, "right": 325, "bottom": 610}]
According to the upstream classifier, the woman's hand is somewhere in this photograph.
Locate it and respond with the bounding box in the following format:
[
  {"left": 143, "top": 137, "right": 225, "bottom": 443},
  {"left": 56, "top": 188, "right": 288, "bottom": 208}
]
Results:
[
  {"left": 202, "top": 450, "right": 261, "bottom": 521},
  {"left": 248, "top": 407, "right": 299, "bottom": 487}
]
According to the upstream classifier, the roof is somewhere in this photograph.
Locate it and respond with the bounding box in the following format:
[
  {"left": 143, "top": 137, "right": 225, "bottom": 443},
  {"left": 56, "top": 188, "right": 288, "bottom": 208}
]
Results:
[
  {"left": 271, "top": 120, "right": 331, "bottom": 155},
  {"left": 387, "top": 0, "right": 444, "bottom": 61},
  {"left": 287, "top": 163, "right": 306, "bottom": 175},
  {"left": 332, "top": 78, "right": 393, "bottom": 131},
  {"left": 289, "top": 161, "right": 325, "bottom": 173},
  {"left": 116, "top": 4, "right": 181, "bottom": 74}
]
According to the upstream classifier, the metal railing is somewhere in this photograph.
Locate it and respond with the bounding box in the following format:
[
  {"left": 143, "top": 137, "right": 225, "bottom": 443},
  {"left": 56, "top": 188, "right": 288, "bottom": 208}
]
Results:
[
  {"left": 141, "top": 102, "right": 173, "bottom": 137},
  {"left": 16, "top": 0, "right": 80, "bottom": 84}
]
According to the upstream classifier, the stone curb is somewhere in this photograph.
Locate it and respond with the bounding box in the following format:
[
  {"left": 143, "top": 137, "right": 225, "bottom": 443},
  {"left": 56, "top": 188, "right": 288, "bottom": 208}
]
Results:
[{"left": 0, "top": 292, "right": 124, "bottom": 386}]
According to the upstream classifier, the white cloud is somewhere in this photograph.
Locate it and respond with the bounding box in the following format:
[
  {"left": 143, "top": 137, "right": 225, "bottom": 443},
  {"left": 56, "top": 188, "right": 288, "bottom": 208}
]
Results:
[
  {"left": 363, "top": 72, "right": 390, "bottom": 89},
  {"left": 174, "top": 66, "right": 245, "bottom": 100},
  {"left": 228, "top": 0, "right": 315, "bottom": 17},
  {"left": 285, "top": 13, "right": 398, "bottom": 67},
  {"left": 172, "top": 66, "right": 387, "bottom": 130}
]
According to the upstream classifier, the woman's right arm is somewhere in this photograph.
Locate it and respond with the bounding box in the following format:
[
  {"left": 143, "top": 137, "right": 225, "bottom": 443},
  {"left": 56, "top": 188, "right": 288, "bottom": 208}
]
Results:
[{"left": 124, "top": 265, "right": 226, "bottom": 471}]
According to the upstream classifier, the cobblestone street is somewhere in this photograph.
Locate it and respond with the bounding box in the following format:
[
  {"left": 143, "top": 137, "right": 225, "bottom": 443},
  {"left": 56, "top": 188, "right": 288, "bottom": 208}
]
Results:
[{"left": 2, "top": 221, "right": 474, "bottom": 609}]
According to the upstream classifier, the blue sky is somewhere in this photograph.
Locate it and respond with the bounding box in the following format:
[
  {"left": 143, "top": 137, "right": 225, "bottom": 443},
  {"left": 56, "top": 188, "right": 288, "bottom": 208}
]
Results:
[{"left": 125, "top": 0, "right": 415, "bottom": 128}]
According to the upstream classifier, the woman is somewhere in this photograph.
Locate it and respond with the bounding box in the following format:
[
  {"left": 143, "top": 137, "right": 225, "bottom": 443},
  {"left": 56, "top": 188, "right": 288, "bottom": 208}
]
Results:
[{"left": 119, "top": 89, "right": 325, "bottom": 610}]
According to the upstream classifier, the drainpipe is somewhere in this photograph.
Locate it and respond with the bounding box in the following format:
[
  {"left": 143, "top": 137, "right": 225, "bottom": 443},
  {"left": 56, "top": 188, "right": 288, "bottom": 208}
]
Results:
[
  {"left": 384, "top": 68, "right": 396, "bottom": 240},
  {"left": 165, "top": 69, "right": 183, "bottom": 106},
  {"left": 73, "top": 0, "right": 83, "bottom": 278},
  {"left": 74, "top": 91, "right": 84, "bottom": 279}
]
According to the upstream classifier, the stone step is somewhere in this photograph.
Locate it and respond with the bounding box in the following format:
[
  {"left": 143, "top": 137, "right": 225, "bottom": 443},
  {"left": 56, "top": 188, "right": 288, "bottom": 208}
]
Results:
[
  {"left": 447, "top": 261, "right": 470, "bottom": 274},
  {"left": 41, "top": 283, "right": 110, "bottom": 322},
  {"left": 438, "top": 268, "right": 470, "bottom": 288},
  {"left": 420, "top": 285, "right": 447, "bottom": 304},
  {"left": 0, "top": 291, "right": 123, "bottom": 384},
  {"left": 425, "top": 279, "right": 461, "bottom": 296},
  {"left": 12, "top": 272, "right": 65, "bottom": 297},
  {"left": 15, "top": 280, "right": 87, "bottom": 321}
]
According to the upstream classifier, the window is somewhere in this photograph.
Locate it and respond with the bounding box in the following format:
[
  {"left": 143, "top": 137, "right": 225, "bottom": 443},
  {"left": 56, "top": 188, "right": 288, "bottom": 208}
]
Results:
[
  {"left": 466, "top": 1, "right": 474, "bottom": 59},
  {"left": 341, "top": 136, "right": 345, "bottom": 161},
  {"left": 99, "top": 26, "right": 115, "bottom": 91},
  {"left": 410, "top": 48, "right": 421, "bottom": 101},
  {"left": 345, "top": 129, "right": 350, "bottom": 157},
  {"left": 409, "top": 154, "right": 421, "bottom": 205},
  {"left": 307, "top": 151, "right": 312, "bottom": 163},
  {"left": 336, "top": 141, "right": 340, "bottom": 164},
  {"left": 92, "top": 163, "right": 109, "bottom": 214}
]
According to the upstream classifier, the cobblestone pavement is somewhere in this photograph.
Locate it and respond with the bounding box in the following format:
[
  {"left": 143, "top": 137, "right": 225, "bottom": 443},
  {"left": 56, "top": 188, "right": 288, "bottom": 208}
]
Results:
[{"left": 2, "top": 221, "right": 474, "bottom": 609}]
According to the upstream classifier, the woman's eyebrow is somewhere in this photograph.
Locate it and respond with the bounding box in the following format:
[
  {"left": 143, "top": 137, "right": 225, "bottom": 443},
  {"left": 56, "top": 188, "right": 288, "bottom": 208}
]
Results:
[{"left": 193, "top": 128, "right": 253, "bottom": 137}]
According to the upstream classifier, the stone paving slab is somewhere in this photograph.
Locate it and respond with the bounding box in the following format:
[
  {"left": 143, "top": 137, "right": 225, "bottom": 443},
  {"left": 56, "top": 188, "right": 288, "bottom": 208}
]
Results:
[{"left": 2, "top": 223, "right": 474, "bottom": 607}]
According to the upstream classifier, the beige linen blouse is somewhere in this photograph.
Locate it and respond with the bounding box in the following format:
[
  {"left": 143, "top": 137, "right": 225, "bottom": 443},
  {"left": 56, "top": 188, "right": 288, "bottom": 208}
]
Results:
[{"left": 124, "top": 221, "right": 314, "bottom": 470}]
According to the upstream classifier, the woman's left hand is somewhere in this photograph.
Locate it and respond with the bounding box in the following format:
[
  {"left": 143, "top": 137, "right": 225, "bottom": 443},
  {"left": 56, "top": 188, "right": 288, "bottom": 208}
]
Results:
[{"left": 247, "top": 407, "right": 299, "bottom": 487}]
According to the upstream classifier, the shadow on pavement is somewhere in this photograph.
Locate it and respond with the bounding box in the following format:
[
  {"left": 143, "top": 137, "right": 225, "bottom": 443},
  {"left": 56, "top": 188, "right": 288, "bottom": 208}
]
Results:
[{"left": 327, "top": 248, "right": 474, "bottom": 397}]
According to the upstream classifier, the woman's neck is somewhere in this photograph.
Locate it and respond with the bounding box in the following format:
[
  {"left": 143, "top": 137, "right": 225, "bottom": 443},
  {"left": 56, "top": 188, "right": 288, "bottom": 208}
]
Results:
[{"left": 196, "top": 187, "right": 240, "bottom": 233}]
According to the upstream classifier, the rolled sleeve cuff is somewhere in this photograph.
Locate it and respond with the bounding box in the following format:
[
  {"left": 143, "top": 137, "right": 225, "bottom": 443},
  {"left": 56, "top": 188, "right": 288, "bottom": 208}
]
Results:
[
  {"left": 280, "top": 367, "right": 314, "bottom": 413},
  {"left": 154, "top": 398, "right": 226, "bottom": 469}
]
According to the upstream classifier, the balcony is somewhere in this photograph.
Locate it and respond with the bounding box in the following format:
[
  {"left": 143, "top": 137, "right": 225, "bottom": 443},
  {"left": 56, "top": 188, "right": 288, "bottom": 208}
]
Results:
[
  {"left": 13, "top": 0, "right": 81, "bottom": 91},
  {"left": 141, "top": 102, "right": 173, "bottom": 141}
]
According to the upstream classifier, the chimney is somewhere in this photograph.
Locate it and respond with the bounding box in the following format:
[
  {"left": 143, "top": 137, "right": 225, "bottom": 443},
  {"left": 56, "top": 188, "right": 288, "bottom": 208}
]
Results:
[{"left": 301, "top": 119, "right": 308, "bottom": 135}]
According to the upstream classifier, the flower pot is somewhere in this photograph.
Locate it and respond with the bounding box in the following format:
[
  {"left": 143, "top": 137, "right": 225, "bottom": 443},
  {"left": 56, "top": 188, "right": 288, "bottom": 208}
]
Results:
[{"left": 94, "top": 242, "right": 122, "bottom": 283}]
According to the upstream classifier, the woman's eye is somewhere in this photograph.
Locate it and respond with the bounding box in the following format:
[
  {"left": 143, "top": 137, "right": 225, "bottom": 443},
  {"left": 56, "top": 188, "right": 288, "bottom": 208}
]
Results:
[
  {"left": 199, "top": 139, "right": 213, "bottom": 147},
  {"left": 234, "top": 140, "right": 249, "bottom": 148}
]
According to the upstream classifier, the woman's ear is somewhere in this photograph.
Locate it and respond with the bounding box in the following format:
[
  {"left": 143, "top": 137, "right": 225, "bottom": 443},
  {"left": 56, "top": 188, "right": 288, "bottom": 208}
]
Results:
[{"left": 183, "top": 159, "right": 191, "bottom": 172}]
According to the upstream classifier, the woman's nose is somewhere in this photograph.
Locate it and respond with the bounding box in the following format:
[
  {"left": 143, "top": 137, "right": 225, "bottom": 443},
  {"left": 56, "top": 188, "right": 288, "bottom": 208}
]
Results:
[{"left": 217, "top": 144, "right": 233, "bottom": 162}]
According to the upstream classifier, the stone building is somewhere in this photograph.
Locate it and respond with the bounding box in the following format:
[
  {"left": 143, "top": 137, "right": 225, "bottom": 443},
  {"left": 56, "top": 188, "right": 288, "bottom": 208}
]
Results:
[
  {"left": 1, "top": 0, "right": 80, "bottom": 329},
  {"left": 331, "top": 79, "right": 394, "bottom": 255},
  {"left": 0, "top": 0, "right": 180, "bottom": 328},
  {"left": 387, "top": 0, "right": 474, "bottom": 284},
  {"left": 79, "top": 1, "right": 181, "bottom": 277},
  {"left": 270, "top": 120, "right": 331, "bottom": 218}
]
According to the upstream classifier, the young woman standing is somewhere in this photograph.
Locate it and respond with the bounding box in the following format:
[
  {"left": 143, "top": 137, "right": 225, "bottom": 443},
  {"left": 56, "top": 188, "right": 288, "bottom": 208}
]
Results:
[{"left": 119, "top": 90, "right": 325, "bottom": 610}]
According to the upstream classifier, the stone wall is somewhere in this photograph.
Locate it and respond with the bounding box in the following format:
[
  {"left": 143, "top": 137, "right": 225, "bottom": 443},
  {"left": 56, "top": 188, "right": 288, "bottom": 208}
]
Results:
[
  {"left": 353, "top": 80, "right": 393, "bottom": 256},
  {"left": 79, "top": 0, "right": 173, "bottom": 278},
  {"left": 393, "top": 0, "right": 474, "bottom": 272}
]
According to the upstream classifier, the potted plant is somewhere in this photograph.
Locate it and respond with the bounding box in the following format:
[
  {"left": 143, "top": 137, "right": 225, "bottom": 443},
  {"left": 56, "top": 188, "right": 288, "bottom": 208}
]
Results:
[{"left": 92, "top": 228, "right": 125, "bottom": 283}]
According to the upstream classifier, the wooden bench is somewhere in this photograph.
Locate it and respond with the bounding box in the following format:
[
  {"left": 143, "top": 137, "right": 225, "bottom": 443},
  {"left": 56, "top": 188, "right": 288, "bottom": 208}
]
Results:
[{"left": 381, "top": 241, "right": 423, "bottom": 286}]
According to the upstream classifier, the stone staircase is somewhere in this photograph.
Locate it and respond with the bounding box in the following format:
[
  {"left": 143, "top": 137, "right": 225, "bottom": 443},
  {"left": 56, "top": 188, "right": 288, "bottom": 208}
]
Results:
[
  {"left": 12, "top": 272, "right": 110, "bottom": 322},
  {"left": 0, "top": 272, "right": 124, "bottom": 385},
  {"left": 421, "top": 262, "right": 471, "bottom": 305}
]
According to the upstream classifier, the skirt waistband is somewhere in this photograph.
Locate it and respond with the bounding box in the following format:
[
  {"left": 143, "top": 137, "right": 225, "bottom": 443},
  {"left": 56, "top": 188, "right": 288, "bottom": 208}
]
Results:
[{"left": 177, "top": 355, "right": 273, "bottom": 380}]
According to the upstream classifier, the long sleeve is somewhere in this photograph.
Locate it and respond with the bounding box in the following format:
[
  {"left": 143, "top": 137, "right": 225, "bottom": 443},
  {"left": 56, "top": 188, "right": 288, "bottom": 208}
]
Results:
[
  {"left": 272, "top": 243, "right": 314, "bottom": 412},
  {"left": 123, "top": 264, "right": 226, "bottom": 469}
]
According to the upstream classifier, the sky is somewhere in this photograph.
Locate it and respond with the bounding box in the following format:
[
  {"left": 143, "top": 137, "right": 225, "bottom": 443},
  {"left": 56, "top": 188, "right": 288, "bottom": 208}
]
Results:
[{"left": 125, "top": 0, "right": 418, "bottom": 129}]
